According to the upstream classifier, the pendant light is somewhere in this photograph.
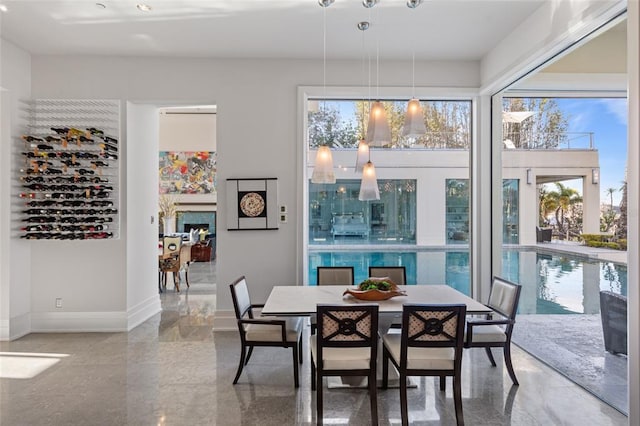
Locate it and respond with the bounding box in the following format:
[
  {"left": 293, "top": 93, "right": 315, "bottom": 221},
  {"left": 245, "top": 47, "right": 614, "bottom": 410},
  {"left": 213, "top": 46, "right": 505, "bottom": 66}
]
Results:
[
  {"left": 357, "top": 17, "right": 379, "bottom": 201},
  {"left": 311, "top": 0, "right": 336, "bottom": 184},
  {"left": 355, "top": 21, "right": 370, "bottom": 172},
  {"left": 364, "top": 0, "right": 391, "bottom": 147},
  {"left": 359, "top": 161, "right": 380, "bottom": 201},
  {"left": 402, "top": 0, "right": 426, "bottom": 139}
]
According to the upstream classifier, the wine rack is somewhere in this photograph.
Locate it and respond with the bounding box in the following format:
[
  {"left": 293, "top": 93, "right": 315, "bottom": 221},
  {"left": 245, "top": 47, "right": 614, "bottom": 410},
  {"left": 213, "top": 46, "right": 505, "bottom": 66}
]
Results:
[{"left": 17, "top": 99, "right": 120, "bottom": 240}]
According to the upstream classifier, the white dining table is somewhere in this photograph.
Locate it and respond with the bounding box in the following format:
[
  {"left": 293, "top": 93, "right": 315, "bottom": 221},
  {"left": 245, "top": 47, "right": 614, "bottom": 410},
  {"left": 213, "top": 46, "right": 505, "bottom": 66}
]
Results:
[
  {"left": 261, "top": 284, "right": 492, "bottom": 317},
  {"left": 262, "top": 284, "right": 491, "bottom": 388}
]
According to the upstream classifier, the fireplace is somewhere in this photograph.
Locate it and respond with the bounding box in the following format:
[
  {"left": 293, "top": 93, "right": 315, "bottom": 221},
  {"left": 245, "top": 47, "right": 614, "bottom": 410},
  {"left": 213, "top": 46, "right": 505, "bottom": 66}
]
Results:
[{"left": 184, "top": 224, "right": 209, "bottom": 233}]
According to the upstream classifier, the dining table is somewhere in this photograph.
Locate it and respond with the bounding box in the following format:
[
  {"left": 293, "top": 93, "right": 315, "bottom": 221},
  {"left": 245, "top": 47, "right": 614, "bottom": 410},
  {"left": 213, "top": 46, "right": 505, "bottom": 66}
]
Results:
[
  {"left": 261, "top": 284, "right": 491, "bottom": 317},
  {"left": 262, "top": 284, "right": 492, "bottom": 388}
]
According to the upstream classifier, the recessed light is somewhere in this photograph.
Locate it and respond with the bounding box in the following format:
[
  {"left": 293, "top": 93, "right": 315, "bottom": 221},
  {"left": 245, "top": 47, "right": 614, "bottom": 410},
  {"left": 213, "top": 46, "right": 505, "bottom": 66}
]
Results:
[
  {"left": 95, "top": 3, "right": 106, "bottom": 9},
  {"left": 136, "top": 4, "right": 151, "bottom": 11},
  {"left": 0, "top": 4, "right": 8, "bottom": 12}
]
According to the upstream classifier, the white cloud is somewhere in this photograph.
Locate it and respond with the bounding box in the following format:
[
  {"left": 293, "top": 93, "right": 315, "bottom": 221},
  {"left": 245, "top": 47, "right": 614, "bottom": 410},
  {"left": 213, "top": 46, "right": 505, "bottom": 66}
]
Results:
[{"left": 599, "top": 99, "right": 627, "bottom": 125}]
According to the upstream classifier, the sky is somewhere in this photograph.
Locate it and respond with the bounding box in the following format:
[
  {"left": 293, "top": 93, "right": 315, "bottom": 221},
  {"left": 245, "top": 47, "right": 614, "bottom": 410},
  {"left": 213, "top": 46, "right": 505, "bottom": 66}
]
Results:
[{"left": 554, "top": 98, "right": 628, "bottom": 205}]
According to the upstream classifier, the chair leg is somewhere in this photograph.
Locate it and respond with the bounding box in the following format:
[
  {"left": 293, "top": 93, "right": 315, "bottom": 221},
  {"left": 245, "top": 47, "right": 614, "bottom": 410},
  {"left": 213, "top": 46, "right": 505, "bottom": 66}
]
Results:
[
  {"left": 382, "top": 346, "right": 389, "bottom": 389},
  {"left": 173, "top": 272, "right": 180, "bottom": 292},
  {"left": 311, "top": 356, "right": 316, "bottom": 391},
  {"left": 439, "top": 375, "right": 446, "bottom": 391},
  {"left": 232, "top": 344, "right": 247, "bottom": 384},
  {"left": 292, "top": 343, "right": 300, "bottom": 388},
  {"left": 245, "top": 346, "right": 254, "bottom": 365},
  {"left": 503, "top": 344, "right": 519, "bottom": 386},
  {"left": 369, "top": 371, "right": 378, "bottom": 426},
  {"left": 400, "top": 373, "right": 409, "bottom": 426},
  {"left": 184, "top": 266, "right": 190, "bottom": 288},
  {"left": 298, "top": 335, "right": 303, "bottom": 364},
  {"left": 485, "top": 347, "right": 497, "bottom": 366},
  {"left": 453, "top": 374, "right": 464, "bottom": 426},
  {"left": 316, "top": 370, "right": 323, "bottom": 425}
]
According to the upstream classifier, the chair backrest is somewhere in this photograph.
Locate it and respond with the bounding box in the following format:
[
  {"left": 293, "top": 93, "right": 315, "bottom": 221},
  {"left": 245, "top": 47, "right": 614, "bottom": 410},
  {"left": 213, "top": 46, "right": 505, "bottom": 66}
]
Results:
[
  {"left": 317, "top": 304, "right": 378, "bottom": 368},
  {"left": 368, "top": 266, "right": 407, "bottom": 285},
  {"left": 317, "top": 267, "right": 354, "bottom": 286},
  {"left": 400, "top": 304, "right": 466, "bottom": 369},
  {"left": 179, "top": 243, "right": 191, "bottom": 268},
  {"left": 229, "top": 276, "right": 252, "bottom": 322},
  {"left": 487, "top": 277, "right": 522, "bottom": 320},
  {"left": 163, "top": 236, "right": 182, "bottom": 256}
]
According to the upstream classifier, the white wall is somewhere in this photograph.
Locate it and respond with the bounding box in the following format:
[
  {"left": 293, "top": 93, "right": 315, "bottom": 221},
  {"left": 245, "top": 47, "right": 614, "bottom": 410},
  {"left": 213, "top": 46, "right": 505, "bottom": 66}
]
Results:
[
  {"left": 0, "top": 39, "right": 32, "bottom": 340},
  {"left": 25, "top": 56, "right": 479, "bottom": 329},
  {"left": 126, "top": 103, "right": 162, "bottom": 330}
]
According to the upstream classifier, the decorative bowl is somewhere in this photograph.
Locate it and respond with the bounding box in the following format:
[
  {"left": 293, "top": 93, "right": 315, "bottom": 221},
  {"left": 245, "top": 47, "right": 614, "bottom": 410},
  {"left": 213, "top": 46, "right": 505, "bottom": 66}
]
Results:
[
  {"left": 343, "top": 288, "right": 407, "bottom": 301},
  {"left": 343, "top": 277, "right": 407, "bottom": 301}
]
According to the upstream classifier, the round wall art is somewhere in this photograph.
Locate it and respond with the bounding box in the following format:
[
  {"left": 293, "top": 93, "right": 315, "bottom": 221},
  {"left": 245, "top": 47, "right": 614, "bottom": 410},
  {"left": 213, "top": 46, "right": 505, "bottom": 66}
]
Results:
[{"left": 239, "top": 192, "right": 265, "bottom": 217}]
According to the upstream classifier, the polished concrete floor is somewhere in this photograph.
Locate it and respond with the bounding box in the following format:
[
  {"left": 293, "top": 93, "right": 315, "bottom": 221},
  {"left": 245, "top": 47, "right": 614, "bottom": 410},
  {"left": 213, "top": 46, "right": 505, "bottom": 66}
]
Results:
[{"left": 0, "top": 261, "right": 628, "bottom": 425}]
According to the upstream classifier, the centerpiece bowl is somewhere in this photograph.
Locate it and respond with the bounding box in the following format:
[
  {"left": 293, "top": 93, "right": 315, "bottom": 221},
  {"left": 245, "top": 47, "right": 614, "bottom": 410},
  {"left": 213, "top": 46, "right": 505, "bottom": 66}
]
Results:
[{"left": 343, "top": 277, "right": 407, "bottom": 301}]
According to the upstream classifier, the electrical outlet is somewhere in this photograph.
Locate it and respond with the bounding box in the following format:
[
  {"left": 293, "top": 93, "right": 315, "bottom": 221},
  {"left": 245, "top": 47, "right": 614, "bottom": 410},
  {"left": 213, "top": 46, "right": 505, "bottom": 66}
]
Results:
[{"left": 55, "top": 298, "right": 62, "bottom": 308}]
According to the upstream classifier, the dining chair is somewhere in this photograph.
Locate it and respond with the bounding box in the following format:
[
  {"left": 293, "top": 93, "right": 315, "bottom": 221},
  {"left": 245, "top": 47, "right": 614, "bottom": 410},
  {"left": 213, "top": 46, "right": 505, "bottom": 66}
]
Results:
[
  {"left": 382, "top": 304, "right": 466, "bottom": 426},
  {"left": 229, "top": 276, "right": 303, "bottom": 387},
  {"left": 369, "top": 266, "right": 406, "bottom": 329},
  {"left": 317, "top": 266, "right": 354, "bottom": 286},
  {"left": 311, "top": 304, "right": 379, "bottom": 426},
  {"left": 311, "top": 267, "right": 355, "bottom": 334},
  {"left": 464, "top": 277, "right": 522, "bottom": 385},
  {"left": 368, "top": 266, "right": 407, "bottom": 285},
  {"left": 159, "top": 236, "right": 184, "bottom": 291}
]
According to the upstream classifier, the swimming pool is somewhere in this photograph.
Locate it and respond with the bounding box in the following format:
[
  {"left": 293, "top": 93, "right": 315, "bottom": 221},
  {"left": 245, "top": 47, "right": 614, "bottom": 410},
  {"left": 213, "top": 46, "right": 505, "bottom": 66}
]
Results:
[{"left": 308, "top": 248, "right": 627, "bottom": 315}]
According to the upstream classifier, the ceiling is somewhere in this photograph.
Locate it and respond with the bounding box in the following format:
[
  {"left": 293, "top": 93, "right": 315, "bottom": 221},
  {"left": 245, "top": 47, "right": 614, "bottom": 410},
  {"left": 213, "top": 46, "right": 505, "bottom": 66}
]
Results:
[{"left": 0, "top": 0, "right": 545, "bottom": 61}]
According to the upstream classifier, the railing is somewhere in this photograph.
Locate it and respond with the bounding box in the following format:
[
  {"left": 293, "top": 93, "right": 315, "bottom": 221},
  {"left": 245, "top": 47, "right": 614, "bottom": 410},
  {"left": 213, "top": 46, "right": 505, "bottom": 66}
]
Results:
[{"left": 503, "top": 132, "right": 595, "bottom": 150}]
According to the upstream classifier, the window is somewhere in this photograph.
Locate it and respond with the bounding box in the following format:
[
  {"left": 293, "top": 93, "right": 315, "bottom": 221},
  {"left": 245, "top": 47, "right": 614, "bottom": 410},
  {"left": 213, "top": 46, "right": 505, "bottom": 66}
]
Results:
[{"left": 309, "top": 179, "right": 416, "bottom": 244}]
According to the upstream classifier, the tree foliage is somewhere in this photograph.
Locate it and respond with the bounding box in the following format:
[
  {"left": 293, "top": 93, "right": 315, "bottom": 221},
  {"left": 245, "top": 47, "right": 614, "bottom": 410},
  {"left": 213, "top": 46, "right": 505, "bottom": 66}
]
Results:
[
  {"left": 308, "top": 100, "right": 471, "bottom": 149},
  {"left": 503, "top": 98, "right": 570, "bottom": 149}
]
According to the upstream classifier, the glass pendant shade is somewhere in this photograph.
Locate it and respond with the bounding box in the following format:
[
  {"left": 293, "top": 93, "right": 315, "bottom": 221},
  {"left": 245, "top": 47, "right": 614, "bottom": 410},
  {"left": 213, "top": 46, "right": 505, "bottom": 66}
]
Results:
[
  {"left": 402, "top": 98, "right": 426, "bottom": 138},
  {"left": 355, "top": 139, "right": 370, "bottom": 172},
  {"left": 359, "top": 161, "right": 380, "bottom": 201},
  {"left": 366, "top": 101, "right": 391, "bottom": 147},
  {"left": 311, "top": 145, "right": 336, "bottom": 184}
]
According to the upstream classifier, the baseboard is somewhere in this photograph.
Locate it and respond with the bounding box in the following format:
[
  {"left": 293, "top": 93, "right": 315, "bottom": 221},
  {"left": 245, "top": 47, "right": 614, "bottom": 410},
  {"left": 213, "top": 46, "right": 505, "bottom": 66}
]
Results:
[
  {"left": 213, "top": 309, "right": 237, "bottom": 331},
  {"left": 9, "top": 312, "right": 31, "bottom": 340},
  {"left": 0, "top": 313, "right": 32, "bottom": 341},
  {"left": 0, "top": 319, "right": 8, "bottom": 341},
  {"left": 127, "top": 295, "right": 162, "bottom": 331},
  {"left": 31, "top": 311, "right": 128, "bottom": 333}
]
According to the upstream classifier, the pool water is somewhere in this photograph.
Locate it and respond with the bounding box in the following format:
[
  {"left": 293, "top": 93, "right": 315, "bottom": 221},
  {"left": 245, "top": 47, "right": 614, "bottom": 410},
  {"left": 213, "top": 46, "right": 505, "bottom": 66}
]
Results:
[{"left": 308, "top": 248, "right": 627, "bottom": 315}]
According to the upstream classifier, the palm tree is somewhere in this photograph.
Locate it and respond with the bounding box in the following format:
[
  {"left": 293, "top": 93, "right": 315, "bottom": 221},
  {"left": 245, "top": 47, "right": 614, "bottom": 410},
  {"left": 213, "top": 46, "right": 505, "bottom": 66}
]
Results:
[
  {"left": 547, "top": 182, "right": 582, "bottom": 239},
  {"left": 539, "top": 186, "right": 558, "bottom": 226},
  {"left": 617, "top": 179, "right": 627, "bottom": 239},
  {"left": 602, "top": 187, "right": 617, "bottom": 232}
]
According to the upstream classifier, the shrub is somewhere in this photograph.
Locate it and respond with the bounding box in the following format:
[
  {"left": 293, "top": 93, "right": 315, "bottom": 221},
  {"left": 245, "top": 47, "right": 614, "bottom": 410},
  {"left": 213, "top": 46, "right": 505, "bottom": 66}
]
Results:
[
  {"left": 603, "top": 242, "right": 620, "bottom": 250},
  {"left": 618, "top": 239, "right": 627, "bottom": 250},
  {"left": 587, "top": 241, "right": 604, "bottom": 248}
]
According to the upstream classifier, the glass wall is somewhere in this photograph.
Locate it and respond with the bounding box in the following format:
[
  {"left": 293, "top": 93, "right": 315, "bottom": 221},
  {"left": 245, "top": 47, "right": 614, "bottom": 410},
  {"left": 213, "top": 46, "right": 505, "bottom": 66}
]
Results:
[
  {"left": 309, "top": 179, "right": 417, "bottom": 244},
  {"left": 445, "top": 179, "right": 469, "bottom": 244},
  {"left": 503, "top": 179, "right": 519, "bottom": 244}
]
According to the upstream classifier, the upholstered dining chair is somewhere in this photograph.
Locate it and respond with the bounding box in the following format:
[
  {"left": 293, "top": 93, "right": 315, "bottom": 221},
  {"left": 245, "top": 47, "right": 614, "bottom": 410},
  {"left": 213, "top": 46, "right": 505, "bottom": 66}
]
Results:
[
  {"left": 159, "top": 236, "right": 185, "bottom": 291},
  {"left": 311, "top": 304, "right": 379, "bottom": 426},
  {"left": 382, "top": 304, "right": 467, "bottom": 426},
  {"left": 369, "top": 266, "right": 407, "bottom": 285},
  {"left": 311, "top": 267, "right": 355, "bottom": 334},
  {"left": 464, "top": 277, "right": 522, "bottom": 385},
  {"left": 369, "top": 266, "right": 406, "bottom": 328},
  {"left": 229, "top": 276, "right": 303, "bottom": 387},
  {"left": 317, "top": 266, "right": 354, "bottom": 286}
]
